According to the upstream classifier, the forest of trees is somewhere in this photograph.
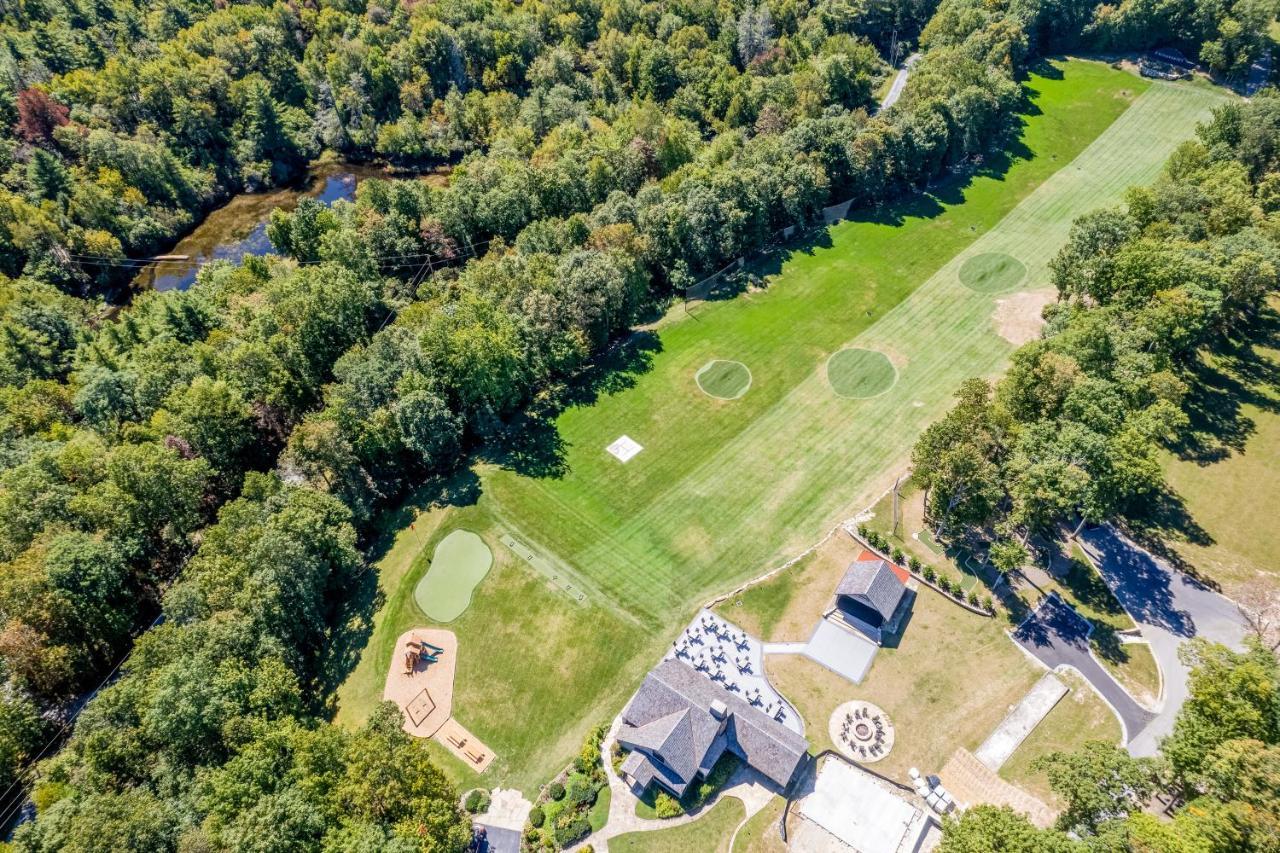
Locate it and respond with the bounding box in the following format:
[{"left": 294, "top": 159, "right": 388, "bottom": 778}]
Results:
[
  {"left": 0, "top": 0, "right": 1273, "bottom": 847},
  {"left": 912, "top": 92, "right": 1280, "bottom": 571}
]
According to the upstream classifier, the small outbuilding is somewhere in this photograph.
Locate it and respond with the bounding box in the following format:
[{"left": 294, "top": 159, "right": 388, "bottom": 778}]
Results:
[{"left": 832, "top": 552, "right": 912, "bottom": 645}]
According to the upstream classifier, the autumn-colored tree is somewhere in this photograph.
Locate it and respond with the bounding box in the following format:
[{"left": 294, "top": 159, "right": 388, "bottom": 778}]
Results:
[{"left": 14, "top": 90, "right": 69, "bottom": 147}]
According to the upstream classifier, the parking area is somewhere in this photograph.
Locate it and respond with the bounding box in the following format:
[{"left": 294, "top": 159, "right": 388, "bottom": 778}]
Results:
[{"left": 1012, "top": 594, "right": 1155, "bottom": 742}]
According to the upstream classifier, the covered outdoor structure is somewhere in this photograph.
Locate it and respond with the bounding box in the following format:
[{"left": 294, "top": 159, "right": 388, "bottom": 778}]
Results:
[{"left": 831, "top": 552, "right": 911, "bottom": 645}]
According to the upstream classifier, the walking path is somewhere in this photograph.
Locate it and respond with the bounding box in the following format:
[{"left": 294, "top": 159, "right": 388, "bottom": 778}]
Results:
[
  {"left": 877, "top": 53, "right": 921, "bottom": 113},
  {"left": 1077, "top": 525, "right": 1246, "bottom": 757}
]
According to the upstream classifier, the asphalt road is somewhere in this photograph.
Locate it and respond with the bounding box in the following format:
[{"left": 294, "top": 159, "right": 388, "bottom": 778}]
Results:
[
  {"left": 1012, "top": 594, "right": 1156, "bottom": 742},
  {"left": 877, "top": 53, "right": 921, "bottom": 114},
  {"left": 1078, "top": 525, "right": 1246, "bottom": 756}
]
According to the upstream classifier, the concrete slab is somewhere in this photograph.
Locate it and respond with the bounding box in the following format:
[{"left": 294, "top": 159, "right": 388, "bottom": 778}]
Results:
[
  {"left": 804, "top": 619, "right": 879, "bottom": 685},
  {"left": 974, "top": 673, "right": 1068, "bottom": 770},
  {"left": 798, "top": 759, "right": 933, "bottom": 853}
]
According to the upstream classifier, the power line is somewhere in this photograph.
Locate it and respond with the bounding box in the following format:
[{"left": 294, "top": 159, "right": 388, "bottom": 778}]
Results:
[{"left": 0, "top": 611, "right": 164, "bottom": 831}]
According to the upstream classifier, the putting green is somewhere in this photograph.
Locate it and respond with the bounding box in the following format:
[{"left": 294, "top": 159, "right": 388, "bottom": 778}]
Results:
[
  {"left": 413, "top": 530, "right": 493, "bottom": 622},
  {"left": 695, "top": 360, "right": 752, "bottom": 399},
  {"left": 826, "top": 348, "right": 897, "bottom": 399},
  {"left": 958, "top": 252, "right": 1027, "bottom": 293}
]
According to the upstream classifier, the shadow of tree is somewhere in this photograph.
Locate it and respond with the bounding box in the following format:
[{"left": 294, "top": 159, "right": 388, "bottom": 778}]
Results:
[
  {"left": 1122, "top": 305, "right": 1279, "bottom": 586},
  {"left": 316, "top": 468, "right": 483, "bottom": 707},
  {"left": 477, "top": 332, "right": 664, "bottom": 480}
]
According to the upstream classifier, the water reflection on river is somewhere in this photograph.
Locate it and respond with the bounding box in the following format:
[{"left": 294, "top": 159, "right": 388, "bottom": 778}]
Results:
[{"left": 133, "top": 162, "right": 442, "bottom": 292}]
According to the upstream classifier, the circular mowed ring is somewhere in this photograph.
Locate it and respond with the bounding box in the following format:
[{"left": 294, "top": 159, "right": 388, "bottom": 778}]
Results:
[
  {"left": 959, "top": 252, "right": 1027, "bottom": 293},
  {"left": 695, "top": 360, "right": 752, "bottom": 400},
  {"left": 826, "top": 348, "right": 897, "bottom": 399}
]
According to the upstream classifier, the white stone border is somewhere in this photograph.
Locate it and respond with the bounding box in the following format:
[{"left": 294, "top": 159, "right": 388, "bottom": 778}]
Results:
[{"left": 694, "top": 359, "right": 753, "bottom": 400}]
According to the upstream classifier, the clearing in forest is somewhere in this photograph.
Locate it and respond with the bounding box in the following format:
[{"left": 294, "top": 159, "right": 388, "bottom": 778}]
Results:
[{"left": 338, "top": 62, "right": 1232, "bottom": 793}]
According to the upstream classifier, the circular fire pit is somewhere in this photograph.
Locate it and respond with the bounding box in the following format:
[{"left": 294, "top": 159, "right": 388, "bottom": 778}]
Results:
[{"left": 829, "top": 700, "right": 896, "bottom": 764}]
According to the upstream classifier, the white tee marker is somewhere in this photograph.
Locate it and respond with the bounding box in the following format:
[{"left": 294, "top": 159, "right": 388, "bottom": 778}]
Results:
[{"left": 606, "top": 435, "right": 643, "bottom": 463}]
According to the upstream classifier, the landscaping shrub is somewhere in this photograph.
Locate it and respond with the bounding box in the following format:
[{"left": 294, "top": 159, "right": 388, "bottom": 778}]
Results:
[
  {"left": 553, "top": 815, "right": 591, "bottom": 846},
  {"left": 857, "top": 524, "right": 868, "bottom": 538},
  {"left": 575, "top": 723, "right": 607, "bottom": 775},
  {"left": 549, "top": 781, "right": 565, "bottom": 801},
  {"left": 654, "top": 791, "right": 683, "bottom": 819},
  {"left": 891, "top": 546, "right": 904, "bottom": 564},
  {"left": 983, "top": 595, "right": 994, "bottom": 612},
  {"left": 529, "top": 806, "right": 545, "bottom": 828},
  {"left": 923, "top": 565, "right": 936, "bottom": 582},
  {"left": 464, "top": 789, "right": 490, "bottom": 814},
  {"left": 968, "top": 591, "right": 981, "bottom": 607},
  {"left": 908, "top": 556, "right": 922, "bottom": 572},
  {"left": 567, "top": 776, "right": 595, "bottom": 808}
]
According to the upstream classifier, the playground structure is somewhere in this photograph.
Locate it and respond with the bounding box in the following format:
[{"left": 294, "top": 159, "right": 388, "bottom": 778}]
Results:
[
  {"left": 381, "top": 627, "right": 496, "bottom": 772},
  {"left": 383, "top": 628, "right": 458, "bottom": 738},
  {"left": 403, "top": 635, "right": 446, "bottom": 674}
]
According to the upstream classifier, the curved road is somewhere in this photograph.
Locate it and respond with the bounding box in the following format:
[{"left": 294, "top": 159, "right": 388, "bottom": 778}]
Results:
[
  {"left": 1077, "top": 525, "right": 1246, "bottom": 757},
  {"left": 1012, "top": 593, "right": 1155, "bottom": 743}
]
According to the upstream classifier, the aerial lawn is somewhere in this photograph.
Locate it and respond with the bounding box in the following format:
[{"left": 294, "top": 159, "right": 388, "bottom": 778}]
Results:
[
  {"left": 611, "top": 797, "right": 746, "bottom": 853},
  {"left": 334, "top": 498, "right": 657, "bottom": 793},
  {"left": 479, "top": 64, "right": 1225, "bottom": 625},
  {"left": 1131, "top": 300, "right": 1280, "bottom": 602},
  {"left": 764, "top": 577, "right": 1046, "bottom": 782},
  {"left": 338, "top": 64, "right": 1230, "bottom": 793},
  {"left": 999, "top": 672, "right": 1123, "bottom": 807}
]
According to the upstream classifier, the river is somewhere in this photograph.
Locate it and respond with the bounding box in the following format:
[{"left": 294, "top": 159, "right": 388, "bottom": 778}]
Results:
[{"left": 132, "top": 162, "right": 446, "bottom": 292}]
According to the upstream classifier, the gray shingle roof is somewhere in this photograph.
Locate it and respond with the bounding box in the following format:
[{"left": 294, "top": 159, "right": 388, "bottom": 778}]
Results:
[
  {"left": 835, "top": 558, "right": 907, "bottom": 621},
  {"left": 620, "top": 659, "right": 808, "bottom": 791}
]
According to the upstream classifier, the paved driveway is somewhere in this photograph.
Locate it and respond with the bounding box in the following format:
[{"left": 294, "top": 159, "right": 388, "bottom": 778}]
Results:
[
  {"left": 1078, "top": 525, "right": 1246, "bottom": 756},
  {"left": 1012, "top": 594, "right": 1155, "bottom": 742}
]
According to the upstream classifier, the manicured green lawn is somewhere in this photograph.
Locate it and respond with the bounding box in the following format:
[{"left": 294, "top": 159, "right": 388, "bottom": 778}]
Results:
[
  {"left": 612, "top": 797, "right": 746, "bottom": 853},
  {"left": 480, "top": 67, "right": 1223, "bottom": 625},
  {"left": 335, "top": 500, "right": 655, "bottom": 794},
  {"left": 1000, "top": 671, "right": 1123, "bottom": 807},
  {"left": 413, "top": 529, "right": 492, "bottom": 621},
  {"left": 338, "top": 64, "right": 1231, "bottom": 793}
]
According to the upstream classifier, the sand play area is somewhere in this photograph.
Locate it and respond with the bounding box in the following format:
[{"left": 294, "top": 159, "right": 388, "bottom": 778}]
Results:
[
  {"left": 384, "top": 628, "right": 457, "bottom": 737},
  {"left": 383, "top": 628, "right": 495, "bottom": 772}
]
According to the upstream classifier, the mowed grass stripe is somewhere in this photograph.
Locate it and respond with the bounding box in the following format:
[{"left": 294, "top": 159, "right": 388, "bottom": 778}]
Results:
[
  {"left": 618, "top": 82, "right": 1228, "bottom": 607},
  {"left": 483, "top": 68, "right": 1225, "bottom": 618},
  {"left": 485, "top": 63, "right": 1151, "bottom": 615}
]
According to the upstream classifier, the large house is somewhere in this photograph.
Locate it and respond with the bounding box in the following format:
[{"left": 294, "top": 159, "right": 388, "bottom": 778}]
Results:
[
  {"left": 617, "top": 658, "right": 809, "bottom": 798},
  {"left": 831, "top": 551, "right": 912, "bottom": 645}
]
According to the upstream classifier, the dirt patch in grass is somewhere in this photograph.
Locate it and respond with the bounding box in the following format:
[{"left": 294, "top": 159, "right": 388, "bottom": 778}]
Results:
[
  {"left": 999, "top": 671, "right": 1123, "bottom": 807},
  {"left": 991, "top": 288, "right": 1055, "bottom": 345}
]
